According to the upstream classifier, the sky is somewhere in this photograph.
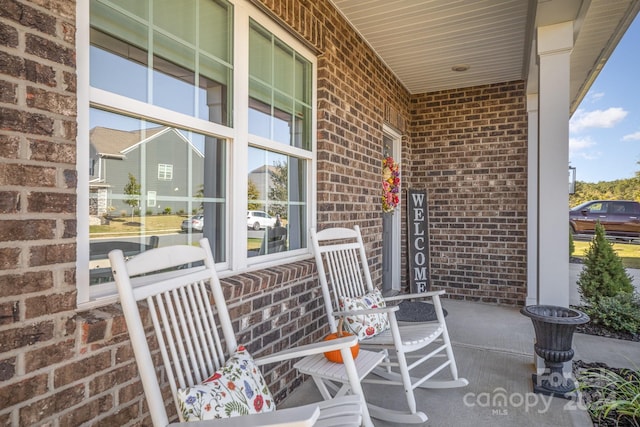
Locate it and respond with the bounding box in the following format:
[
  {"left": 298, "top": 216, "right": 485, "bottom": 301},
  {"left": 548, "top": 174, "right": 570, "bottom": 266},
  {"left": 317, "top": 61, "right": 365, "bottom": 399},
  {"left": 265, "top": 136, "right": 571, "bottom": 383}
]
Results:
[{"left": 569, "top": 14, "right": 640, "bottom": 183}]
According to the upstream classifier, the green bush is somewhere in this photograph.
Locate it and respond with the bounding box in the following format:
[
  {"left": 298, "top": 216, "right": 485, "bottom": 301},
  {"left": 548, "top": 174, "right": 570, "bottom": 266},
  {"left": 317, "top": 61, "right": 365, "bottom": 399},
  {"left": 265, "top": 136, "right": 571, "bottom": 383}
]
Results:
[
  {"left": 577, "top": 222, "right": 633, "bottom": 301},
  {"left": 582, "top": 293, "right": 640, "bottom": 335}
]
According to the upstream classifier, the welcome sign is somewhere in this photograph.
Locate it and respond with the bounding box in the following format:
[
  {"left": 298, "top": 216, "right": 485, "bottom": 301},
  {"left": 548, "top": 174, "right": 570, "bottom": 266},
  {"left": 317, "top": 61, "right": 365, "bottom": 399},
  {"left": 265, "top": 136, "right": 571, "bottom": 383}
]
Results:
[{"left": 407, "top": 189, "right": 431, "bottom": 293}]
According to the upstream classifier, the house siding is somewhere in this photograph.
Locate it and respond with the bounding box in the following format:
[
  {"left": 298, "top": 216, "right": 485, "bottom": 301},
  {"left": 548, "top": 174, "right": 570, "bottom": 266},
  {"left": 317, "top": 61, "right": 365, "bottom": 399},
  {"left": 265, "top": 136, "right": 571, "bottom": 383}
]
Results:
[{"left": 0, "top": 1, "right": 528, "bottom": 426}]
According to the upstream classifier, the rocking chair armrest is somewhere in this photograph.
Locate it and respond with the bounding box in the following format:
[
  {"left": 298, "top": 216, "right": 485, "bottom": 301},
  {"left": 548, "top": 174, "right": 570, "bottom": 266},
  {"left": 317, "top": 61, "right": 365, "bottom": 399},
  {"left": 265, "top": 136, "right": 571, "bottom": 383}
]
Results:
[
  {"left": 334, "top": 305, "right": 400, "bottom": 318},
  {"left": 169, "top": 404, "right": 320, "bottom": 427},
  {"left": 253, "top": 336, "right": 358, "bottom": 366},
  {"left": 384, "top": 290, "right": 446, "bottom": 302}
]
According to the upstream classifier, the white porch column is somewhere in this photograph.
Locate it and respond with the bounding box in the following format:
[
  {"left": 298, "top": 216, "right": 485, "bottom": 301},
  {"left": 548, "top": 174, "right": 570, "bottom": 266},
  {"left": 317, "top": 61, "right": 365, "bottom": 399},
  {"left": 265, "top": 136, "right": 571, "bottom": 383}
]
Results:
[
  {"left": 526, "top": 93, "right": 538, "bottom": 306},
  {"left": 537, "top": 21, "right": 573, "bottom": 307}
]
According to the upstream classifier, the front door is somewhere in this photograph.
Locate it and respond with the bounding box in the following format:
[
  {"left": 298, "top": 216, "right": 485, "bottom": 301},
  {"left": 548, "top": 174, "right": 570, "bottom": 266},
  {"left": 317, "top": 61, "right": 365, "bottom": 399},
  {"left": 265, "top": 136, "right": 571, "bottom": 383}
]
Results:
[{"left": 382, "top": 127, "right": 401, "bottom": 292}]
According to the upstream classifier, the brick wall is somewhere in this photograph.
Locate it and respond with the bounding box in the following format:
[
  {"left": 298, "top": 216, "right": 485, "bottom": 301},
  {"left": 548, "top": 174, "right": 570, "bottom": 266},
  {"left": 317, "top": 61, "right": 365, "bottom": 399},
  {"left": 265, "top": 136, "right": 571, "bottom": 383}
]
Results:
[
  {"left": 0, "top": 0, "right": 528, "bottom": 425},
  {"left": 408, "top": 82, "right": 529, "bottom": 304}
]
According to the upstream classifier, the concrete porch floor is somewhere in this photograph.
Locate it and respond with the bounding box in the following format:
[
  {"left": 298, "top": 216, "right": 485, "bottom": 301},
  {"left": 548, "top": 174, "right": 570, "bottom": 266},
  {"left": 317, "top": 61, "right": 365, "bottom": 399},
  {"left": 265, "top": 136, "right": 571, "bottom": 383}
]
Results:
[{"left": 281, "top": 291, "right": 640, "bottom": 426}]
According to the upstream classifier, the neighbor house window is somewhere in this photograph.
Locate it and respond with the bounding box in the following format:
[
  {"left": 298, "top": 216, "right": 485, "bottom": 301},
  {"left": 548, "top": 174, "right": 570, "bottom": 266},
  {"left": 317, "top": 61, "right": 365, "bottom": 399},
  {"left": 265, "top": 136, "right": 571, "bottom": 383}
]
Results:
[
  {"left": 80, "top": 0, "right": 316, "bottom": 304},
  {"left": 158, "top": 164, "right": 173, "bottom": 180}
]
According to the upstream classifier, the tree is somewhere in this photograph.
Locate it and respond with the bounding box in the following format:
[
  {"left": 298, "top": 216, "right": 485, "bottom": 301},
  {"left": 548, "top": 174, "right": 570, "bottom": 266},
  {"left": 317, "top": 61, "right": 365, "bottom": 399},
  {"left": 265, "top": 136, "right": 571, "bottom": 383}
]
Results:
[
  {"left": 577, "top": 222, "right": 633, "bottom": 302},
  {"left": 267, "top": 161, "right": 288, "bottom": 218},
  {"left": 570, "top": 176, "right": 640, "bottom": 207},
  {"left": 123, "top": 173, "right": 141, "bottom": 218},
  {"left": 247, "top": 179, "right": 260, "bottom": 211}
]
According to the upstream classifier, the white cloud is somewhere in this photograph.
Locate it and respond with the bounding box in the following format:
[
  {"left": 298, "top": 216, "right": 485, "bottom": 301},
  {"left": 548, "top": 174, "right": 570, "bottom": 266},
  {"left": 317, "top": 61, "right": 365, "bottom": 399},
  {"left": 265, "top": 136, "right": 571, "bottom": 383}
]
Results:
[
  {"left": 588, "top": 92, "right": 605, "bottom": 102},
  {"left": 570, "top": 107, "right": 628, "bottom": 133},
  {"left": 569, "top": 136, "right": 601, "bottom": 161},
  {"left": 569, "top": 136, "right": 595, "bottom": 155},
  {"left": 622, "top": 131, "right": 640, "bottom": 141}
]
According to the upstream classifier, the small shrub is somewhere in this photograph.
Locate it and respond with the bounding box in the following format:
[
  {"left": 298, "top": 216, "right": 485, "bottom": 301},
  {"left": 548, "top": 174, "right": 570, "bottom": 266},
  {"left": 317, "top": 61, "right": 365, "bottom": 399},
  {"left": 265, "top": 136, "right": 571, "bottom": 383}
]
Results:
[
  {"left": 164, "top": 207, "right": 172, "bottom": 215},
  {"left": 569, "top": 230, "right": 575, "bottom": 257},
  {"left": 582, "top": 293, "right": 640, "bottom": 335},
  {"left": 577, "top": 222, "right": 633, "bottom": 301},
  {"left": 578, "top": 365, "right": 640, "bottom": 425}
]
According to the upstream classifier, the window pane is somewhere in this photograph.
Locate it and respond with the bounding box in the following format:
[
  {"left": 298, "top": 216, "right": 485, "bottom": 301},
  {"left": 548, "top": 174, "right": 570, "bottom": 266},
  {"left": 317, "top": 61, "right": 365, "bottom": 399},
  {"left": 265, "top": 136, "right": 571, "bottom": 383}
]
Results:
[
  {"left": 248, "top": 20, "right": 311, "bottom": 150},
  {"left": 88, "top": 108, "right": 226, "bottom": 285},
  {"left": 247, "top": 147, "right": 306, "bottom": 257},
  {"left": 90, "top": 0, "right": 232, "bottom": 126},
  {"left": 90, "top": 30, "right": 148, "bottom": 102}
]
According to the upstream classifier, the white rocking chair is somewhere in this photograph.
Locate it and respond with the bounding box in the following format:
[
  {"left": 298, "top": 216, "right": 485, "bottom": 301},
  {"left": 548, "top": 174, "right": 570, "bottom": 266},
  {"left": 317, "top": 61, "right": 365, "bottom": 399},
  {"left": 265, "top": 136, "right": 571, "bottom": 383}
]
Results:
[
  {"left": 311, "top": 226, "right": 468, "bottom": 424},
  {"left": 110, "top": 238, "right": 369, "bottom": 427}
]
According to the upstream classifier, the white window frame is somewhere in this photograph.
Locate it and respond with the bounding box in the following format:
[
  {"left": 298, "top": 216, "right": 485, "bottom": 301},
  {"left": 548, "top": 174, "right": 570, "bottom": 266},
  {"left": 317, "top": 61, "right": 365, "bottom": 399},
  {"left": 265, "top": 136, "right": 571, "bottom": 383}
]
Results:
[
  {"left": 76, "top": 0, "right": 317, "bottom": 308},
  {"left": 157, "top": 163, "right": 173, "bottom": 181},
  {"left": 147, "top": 190, "right": 157, "bottom": 207}
]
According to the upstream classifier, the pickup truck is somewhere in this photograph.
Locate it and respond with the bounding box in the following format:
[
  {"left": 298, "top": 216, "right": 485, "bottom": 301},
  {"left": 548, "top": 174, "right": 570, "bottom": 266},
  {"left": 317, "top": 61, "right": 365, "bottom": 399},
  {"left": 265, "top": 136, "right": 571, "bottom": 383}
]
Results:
[{"left": 569, "top": 200, "right": 640, "bottom": 238}]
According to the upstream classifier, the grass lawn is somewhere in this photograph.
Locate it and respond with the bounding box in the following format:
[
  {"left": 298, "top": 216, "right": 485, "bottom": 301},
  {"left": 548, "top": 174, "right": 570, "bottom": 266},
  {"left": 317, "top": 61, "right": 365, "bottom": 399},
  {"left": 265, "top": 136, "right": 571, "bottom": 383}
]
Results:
[
  {"left": 91, "top": 215, "right": 266, "bottom": 251},
  {"left": 90, "top": 214, "right": 185, "bottom": 236},
  {"left": 573, "top": 239, "right": 640, "bottom": 269}
]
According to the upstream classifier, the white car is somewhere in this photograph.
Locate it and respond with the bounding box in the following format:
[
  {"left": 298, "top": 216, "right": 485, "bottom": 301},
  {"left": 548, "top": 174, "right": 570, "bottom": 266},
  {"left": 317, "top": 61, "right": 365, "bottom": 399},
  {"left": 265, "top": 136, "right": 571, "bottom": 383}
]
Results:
[{"left": 247, "top": 210, "right": 277, "bottom": 230}]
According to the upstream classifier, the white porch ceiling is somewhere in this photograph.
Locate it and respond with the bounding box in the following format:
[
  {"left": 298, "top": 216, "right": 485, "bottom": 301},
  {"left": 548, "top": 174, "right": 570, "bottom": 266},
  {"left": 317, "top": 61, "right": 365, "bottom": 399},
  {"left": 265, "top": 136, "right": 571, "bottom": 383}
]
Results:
[{"left": 330, "top": 0, "right": 639, "bottom": 112}]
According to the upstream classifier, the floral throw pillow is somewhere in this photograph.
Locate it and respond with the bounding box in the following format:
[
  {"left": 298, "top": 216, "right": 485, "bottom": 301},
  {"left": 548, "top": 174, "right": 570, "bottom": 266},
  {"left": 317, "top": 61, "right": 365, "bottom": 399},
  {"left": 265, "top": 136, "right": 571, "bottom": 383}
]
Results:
[
  {"left": 177, "top": 346, "right": 275, "bottom": 421},
  {"left": 340, "top": 288, "right": 390, "bottom": 340}
]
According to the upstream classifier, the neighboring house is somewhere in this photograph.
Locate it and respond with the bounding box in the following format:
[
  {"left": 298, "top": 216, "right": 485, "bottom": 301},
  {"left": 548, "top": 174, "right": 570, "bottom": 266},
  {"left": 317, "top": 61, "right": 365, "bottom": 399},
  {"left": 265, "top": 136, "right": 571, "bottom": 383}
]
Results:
[
  {"left": 248, "top": 164, "right": 276, "bottom": 205},
  {"left": 1, "top": 0, "right": 638, "bottom": 426},
  {"left": 89, "top": 126, "right": 205, "bottom": 217}
]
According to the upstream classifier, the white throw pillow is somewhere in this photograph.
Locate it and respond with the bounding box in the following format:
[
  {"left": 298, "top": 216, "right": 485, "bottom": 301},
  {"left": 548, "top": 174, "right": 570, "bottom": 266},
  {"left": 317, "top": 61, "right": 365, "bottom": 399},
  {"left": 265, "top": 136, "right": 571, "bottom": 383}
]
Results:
[
  {"left": 340, "top": 288, "right": 390, "bottom": 340},
  {"left": 177, "top": 346, "right": 275, "bottom": 421}
]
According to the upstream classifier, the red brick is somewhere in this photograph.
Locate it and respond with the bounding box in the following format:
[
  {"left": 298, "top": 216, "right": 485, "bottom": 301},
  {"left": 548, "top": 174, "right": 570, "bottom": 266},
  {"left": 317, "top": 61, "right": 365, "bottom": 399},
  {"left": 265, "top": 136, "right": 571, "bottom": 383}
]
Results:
[
  {"left": 54, "top": 351, "right": 111, "bottom": 388},
  {"left": 19, "top": 384, "right": 84, "bottom": 425},
  {"left": 0, "top": 270, "right": 54, "bottom": 297},
  {"left": 25, "top": 291, "right": 76, "bottom": 318},
  {"left": 25, "top": 33, "right": 75, "bottom": 67},
  {"left": 0, "top": 164, "right": 57, "bottom": 187},
  {"left": 0, "top": 321, "right": 54, "bottom": 352},
  {"left": 26, "top": 86, "right": 76, "bottom": 115},
  {"left": 29, "top": 139, "right": 76, "bottom": 163},
  {"left": 0, "top": 374, "right": 48, "bottom": 407},
  {"left": 29, "top": 243, "right": 75, "bottom": 266},
  {"left": 24, "top": 339, "right": 75, "bottom": 372},
  {"left": 24, "top": 59, "right": 56, "bottom": 86},
  {"left": 0, "top": 300, "right": 18, "bottom": 326},
  {"left": 0, "top": 356, "right": 16, "bottom": 381},
  {"left": 27, "top": 191, "right": 76, "bottom": 213},
  {"left": 0, "top": 80, "right": 17, "bottom": 103},
  {"left": 0, "top": 134, "right": 20, "bottom": 159},
  {"left": 89, "top": 362, "right": 138, "bottom": 396},
  {"left": 97, "top": 403, "right": 142, "bottom": 426},
  {"left": 0, "top": 191, "right": 19, "bottom": 213},
  {"left": 0, "top": 20, "right": 19, "bottom": 47},
  {"left": 0, "top": 0, "right": 57, "bottom": 35},
  {"left": 0, "top": 107, "right": 54, "bottom": 135},
  {"left": 58, "top": 394, "right": 114, "bottom": 426}
]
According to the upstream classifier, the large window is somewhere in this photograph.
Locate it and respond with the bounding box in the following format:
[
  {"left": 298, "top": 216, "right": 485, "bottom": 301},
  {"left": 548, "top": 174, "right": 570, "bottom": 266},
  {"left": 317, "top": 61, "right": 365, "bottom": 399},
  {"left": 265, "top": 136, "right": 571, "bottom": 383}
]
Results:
[
  {"left": 80, "top": 0, "right": 316, "bottom": 304},
  {"left": 247, "top": 21, "right": 312, "bottom": 259}
]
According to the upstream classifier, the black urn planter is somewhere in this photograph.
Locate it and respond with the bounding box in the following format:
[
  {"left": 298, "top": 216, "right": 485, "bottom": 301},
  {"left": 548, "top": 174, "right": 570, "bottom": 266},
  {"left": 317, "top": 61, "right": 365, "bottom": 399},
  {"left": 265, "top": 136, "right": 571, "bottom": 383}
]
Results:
[{"left": 520, "top": 305, "right": 590, "bottom": 399}]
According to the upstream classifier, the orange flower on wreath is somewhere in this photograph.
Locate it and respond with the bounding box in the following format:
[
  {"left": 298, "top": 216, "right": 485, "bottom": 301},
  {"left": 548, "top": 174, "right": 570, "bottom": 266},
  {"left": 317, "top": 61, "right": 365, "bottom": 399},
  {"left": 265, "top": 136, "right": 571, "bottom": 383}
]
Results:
[{"left": 382, "top": 156, "right": 400, "bottom": 213}]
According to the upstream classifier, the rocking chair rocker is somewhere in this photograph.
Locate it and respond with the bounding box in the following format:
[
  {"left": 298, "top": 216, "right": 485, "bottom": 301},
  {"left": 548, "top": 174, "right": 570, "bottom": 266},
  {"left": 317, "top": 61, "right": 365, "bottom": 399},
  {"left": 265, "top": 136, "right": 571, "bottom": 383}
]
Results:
[
  {"left": 310, "top": 226, "right": 468, "bottom": 424},
  {"left": 110, "top": 238, "right": 369, "bottom": 426}
]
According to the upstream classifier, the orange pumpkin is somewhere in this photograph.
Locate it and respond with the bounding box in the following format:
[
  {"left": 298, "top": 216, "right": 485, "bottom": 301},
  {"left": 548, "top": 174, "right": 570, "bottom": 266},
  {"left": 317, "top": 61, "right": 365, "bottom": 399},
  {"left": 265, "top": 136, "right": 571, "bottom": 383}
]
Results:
[{"left": 323, "top": 319, "right": 360, "bottom": 363}]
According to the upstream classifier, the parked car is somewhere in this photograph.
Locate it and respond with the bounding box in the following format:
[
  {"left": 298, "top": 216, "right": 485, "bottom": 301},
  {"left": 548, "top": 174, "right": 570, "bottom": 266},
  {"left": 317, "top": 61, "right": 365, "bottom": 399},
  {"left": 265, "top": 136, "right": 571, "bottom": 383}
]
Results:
[
  {"left": 247, "top": 210, "right": 277, "bottom": 230},
  {"left": 569, "top": 200, "right": 640, "bottom": 238},
  {"left": 181, "top": 214, "right": 204, "bottom": 232}
]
